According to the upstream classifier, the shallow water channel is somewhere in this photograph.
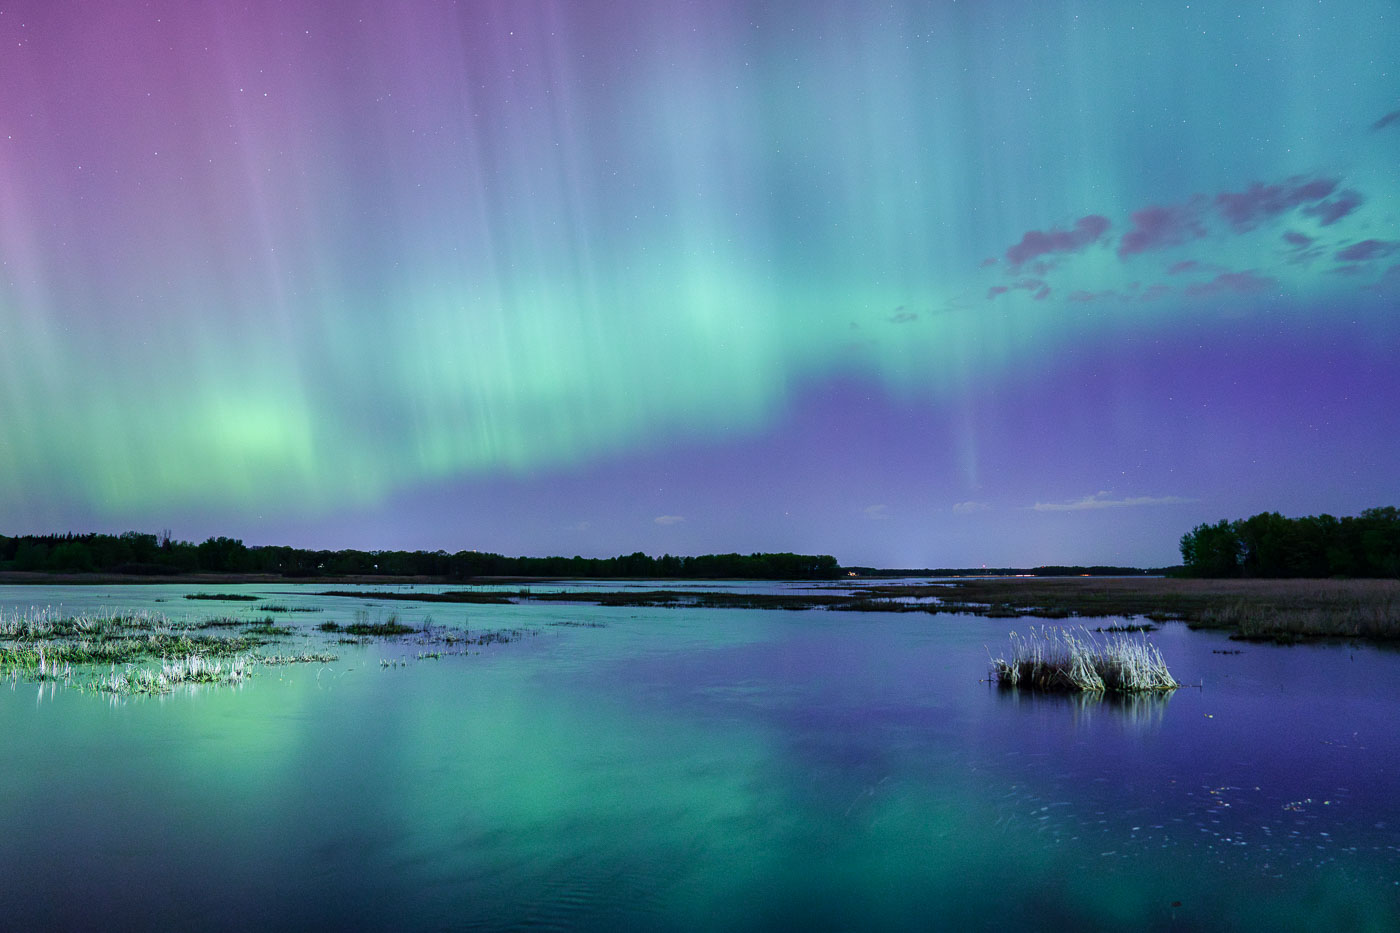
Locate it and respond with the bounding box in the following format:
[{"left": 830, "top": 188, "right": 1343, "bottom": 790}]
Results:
[{"left": 1, "top": 582, "right": 1397, "bottom": 931}]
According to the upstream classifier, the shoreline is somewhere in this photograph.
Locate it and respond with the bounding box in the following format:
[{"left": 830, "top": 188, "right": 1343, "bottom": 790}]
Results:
[{"left": 2, "top": 573, "right": 1397, "bottom": 643}]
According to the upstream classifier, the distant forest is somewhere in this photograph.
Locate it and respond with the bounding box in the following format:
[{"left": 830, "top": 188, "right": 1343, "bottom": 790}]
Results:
[
  {"left": 0, "top": 532, "right": 842, "bottom": 580},
  {"left": 1179, "top": 507, "right": 1400, "bottom": 578}
]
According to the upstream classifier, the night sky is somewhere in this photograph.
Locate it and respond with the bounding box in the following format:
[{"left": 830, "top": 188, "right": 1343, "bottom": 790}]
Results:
[{"left": 2, "top": 1, "right": 1397, "bottom": 567}]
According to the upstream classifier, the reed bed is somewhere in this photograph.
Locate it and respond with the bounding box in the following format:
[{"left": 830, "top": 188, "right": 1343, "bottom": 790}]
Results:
[
  {"left": 862, "top": 577, "right": 1400, "bottom": 641},
  {"left": 990, "top": 626, "right": 1180, "bottom": 693},
  {"left": 94, "top": 654, "right": 250, "bottom": 695},
  {"left": 0, "top": 602, "right": 522, "bottom": 699}
]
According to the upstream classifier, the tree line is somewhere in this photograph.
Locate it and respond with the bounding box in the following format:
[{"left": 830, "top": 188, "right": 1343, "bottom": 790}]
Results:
[
  {"left": 0, "top": 531, "right": 842, "bottom": 580},
  {"left": 1179, "top": 507, "right": 1400, "bottom": 578}
]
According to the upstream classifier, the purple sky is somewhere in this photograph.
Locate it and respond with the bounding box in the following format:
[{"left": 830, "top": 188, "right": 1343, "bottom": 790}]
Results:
[{"left": 2, "top": 1, "right": 1398, "bottom": 566}]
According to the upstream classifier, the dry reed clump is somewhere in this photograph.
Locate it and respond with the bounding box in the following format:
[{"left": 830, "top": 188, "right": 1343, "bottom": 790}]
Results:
[{"left": 989, "top": 626, "right": 1179, "bottom": 693}]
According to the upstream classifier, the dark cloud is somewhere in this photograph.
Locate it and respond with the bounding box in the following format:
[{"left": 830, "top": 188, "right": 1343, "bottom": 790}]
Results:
[
  {"left": 1117, "top": 202, "right": 1207, "bottom": 257},
  {"left": 1214, "top": 177, "right": 1337, "bottom": 231},
  {"left": 978, "top": 257, "right": 998, "bottom": 268},
  {"left": 1185, "top": 271, "right": 1278, "bottom": 297},
  {"left": 1372, "top": 110, "right": 1400, "bottom": 131},
  {"left": 1167, "top": 260, "right": 1202, "bottom": 275},
  {"left": 1140, "top": 284, "right": 1172, "bottom": 301},
  {"left": 1281, "top": 230, "right": 1315, "bottom": 248},
  {"left": 987, "top": 285, "right": 1009, "bottom": 299},
  {"left": 888, "top": 311, "right": 918, "bottom": 324},
  {"left": 1033, "top": 285, "right": 1051, "bottom": 301},
  {"left": 1005, "top": 215, "right": 1110, "bottom": 266},
  {"left": 1301, "top": 190, "right": 1363, "bottom": 226},
  {"left": 1335, "top": 239, "right": 1397, "bottom": 262}
]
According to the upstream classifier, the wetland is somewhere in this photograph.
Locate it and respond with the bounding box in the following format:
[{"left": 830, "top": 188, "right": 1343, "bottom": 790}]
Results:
[{"left": 2, "top": 578, "right": 1397, "bottom": 930}]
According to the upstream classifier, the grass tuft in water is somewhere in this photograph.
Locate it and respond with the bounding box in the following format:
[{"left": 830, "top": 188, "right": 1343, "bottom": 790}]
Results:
[{"left": 990, "top": 626, "right": 1179, "bottom": 693}]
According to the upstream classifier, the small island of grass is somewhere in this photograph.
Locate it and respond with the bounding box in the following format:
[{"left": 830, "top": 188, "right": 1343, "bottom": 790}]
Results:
[{"left": 990, "top": 626, "right": 1180, "bottom": 693}]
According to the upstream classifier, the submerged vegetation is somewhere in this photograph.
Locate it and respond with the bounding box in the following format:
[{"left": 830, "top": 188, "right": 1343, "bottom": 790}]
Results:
[
  {"left": 990, "top": 627, "right": 1180, "bottom": 693},
  {"left": 0, "top": 606, "right": 325, "bottom": 696},
  {"left": 0, "top": 600, "right": 545, "bottom": 698}
]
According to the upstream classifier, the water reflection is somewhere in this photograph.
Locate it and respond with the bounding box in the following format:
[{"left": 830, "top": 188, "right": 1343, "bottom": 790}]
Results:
[
  {"left": 995, "top": 684, "right": 1174, "bottom": 729},
  {"left": 2, "top": 585, "right": 1399, "bottom": 930}
]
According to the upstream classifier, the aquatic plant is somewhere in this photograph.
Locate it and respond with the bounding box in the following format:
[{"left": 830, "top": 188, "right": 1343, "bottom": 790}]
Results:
[
  {"left": 254, "top": 651, "right": 339, "bottom": 666},
  {"left": 990, "top": 626, "right": 1179, "bottom": 693},
  {"left": 341, "top": 615, "right": 416, "bottom": 636},
  {"left": 243, "top": 617, "right": 294, "bottom": 636},
  {"left": 93, "top": 654, "right": 249, "bottom": 695}
]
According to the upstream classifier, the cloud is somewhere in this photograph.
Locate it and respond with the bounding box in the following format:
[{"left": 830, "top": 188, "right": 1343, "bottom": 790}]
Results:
[
  {"left": 653, "top": 515, "right": 685, "bottom": 526},
  {"left": 1167, "top": 260, "right": 1202, "bottom": 275},
  {"left": 989, "top": 278, "right": 1050, "bottom": 301},
  {"left": 1214, "top": 177, "right": 1337, "bottom": 231},
  {"left": 1117, "top": 202, "right": 1207, "bottom": 257},
  {"left": 888, "top": 310, "right": 918, "bottom": 323},
  {"left": 1139, "top": 283, "right": 1173, "bottom": 301},
  {"left": 1335, "top": 239, "right": 1397, "bottom": 262},
  {"left": 863, "top": 504, "right": 891, "bottom": 520},
  {"left": 1004, "top": 215, "right": 1110, "bottom": 266},
  {"left": 1281, "top": 230, "right": 1315, "bottom": 248},
  {"left": 978, "top": 257, "right": 999, "bottom": 268},
  {"left": 1184, "top": 270, "right": 1278, "bottom": 297},
  {"left": 1372, "top": 110, "right": 1400, "bottom": 131},
  {"left": 1031, "top": 492, "right": 1195, "bottom": 512},
  {"left": 1301, "top": 189, "right": 1363, "bottom": 226},
  {"left": 952, "top": 500, "right": 990, "bottom": 515}
]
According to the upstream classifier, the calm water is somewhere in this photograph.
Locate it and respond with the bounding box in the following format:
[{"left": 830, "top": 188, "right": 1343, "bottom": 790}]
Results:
[{"left": 1, "top": 582, "right": 1397, "bottom": 931}]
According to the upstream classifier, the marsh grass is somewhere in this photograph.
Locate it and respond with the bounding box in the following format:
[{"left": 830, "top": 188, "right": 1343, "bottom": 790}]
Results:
[
  {"left": 990, "top": 626, "right": 1179, "bottom": 693},
  {"left": 1194, "top": 590, "right": 1400, "bottom": 642},
  {"left": 0, "top": 600, "right": 526, "bottom": 699},
  {"left": 184, "top": 593, "right": 260, "bottom": 601},
  {"left": 243, "top": 617, "right": 294, "bottom": 636},
  {"left": 94, "top": 654, "right": 250, "bottom": 695},
  {"left": 320, "top": 589, "right": 515, "bottom": 604},
  {"left": 342, "top": 609, "right": 417, "bottom": 636},
  {"left": 2, "top": 607, "right": 290, "bottom": 696},
  {"left": 866, "top": 577, "right": 1400, "bottom": 641}
]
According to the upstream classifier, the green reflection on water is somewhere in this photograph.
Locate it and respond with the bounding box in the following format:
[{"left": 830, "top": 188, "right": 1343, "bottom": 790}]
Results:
[{"left": 0, "top": 591, "right": 1398, "bottom": 930}]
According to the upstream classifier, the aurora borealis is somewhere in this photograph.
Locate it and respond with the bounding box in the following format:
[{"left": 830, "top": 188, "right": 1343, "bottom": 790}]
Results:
[{"left": 2, "top": 1, "right": 1397, "bottom": 566}]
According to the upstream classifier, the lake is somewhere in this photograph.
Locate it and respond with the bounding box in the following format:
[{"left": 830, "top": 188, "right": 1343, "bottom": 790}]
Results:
[{"left": 1, "top": 581, "right": 1397, "bottom": 931}]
